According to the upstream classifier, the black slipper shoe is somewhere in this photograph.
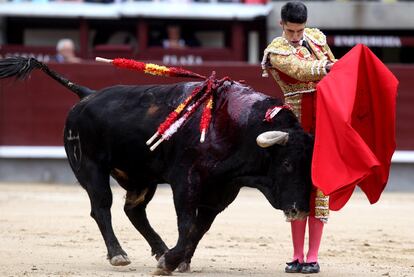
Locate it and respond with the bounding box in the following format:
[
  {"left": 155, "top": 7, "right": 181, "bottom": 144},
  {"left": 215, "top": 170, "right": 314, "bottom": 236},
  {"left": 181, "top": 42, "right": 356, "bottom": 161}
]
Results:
[
  {"left": 285, "top": 259, "right": 303, "bottom": 273},
  {"left": 301, "top": 262, "right": 320, "bottom": 274}
]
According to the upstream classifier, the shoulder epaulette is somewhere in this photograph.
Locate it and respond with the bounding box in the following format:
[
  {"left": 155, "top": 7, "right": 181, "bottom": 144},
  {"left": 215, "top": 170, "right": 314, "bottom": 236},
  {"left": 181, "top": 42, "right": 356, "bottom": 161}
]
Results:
[
  {"left": 261, "top": 37, "right": 296, "bottom": 77},
  {"left": 304, "top": 28, "right": 327, "bottom": 47},
  {"left": 265, "top": 37, "right": 296, "bottom": 56}
]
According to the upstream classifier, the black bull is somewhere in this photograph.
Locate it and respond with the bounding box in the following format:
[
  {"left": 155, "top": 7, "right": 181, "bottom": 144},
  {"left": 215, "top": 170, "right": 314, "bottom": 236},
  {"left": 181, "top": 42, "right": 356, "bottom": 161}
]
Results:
[{"left": 0, "top": 57, "right": 313, "bottom": 274}]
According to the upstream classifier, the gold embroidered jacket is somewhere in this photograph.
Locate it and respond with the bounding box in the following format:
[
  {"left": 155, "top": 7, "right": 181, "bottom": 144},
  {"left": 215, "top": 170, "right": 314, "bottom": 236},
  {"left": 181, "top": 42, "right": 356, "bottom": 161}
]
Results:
[{"left": 261, "top": 28, "right": 336, "bottom": 120}]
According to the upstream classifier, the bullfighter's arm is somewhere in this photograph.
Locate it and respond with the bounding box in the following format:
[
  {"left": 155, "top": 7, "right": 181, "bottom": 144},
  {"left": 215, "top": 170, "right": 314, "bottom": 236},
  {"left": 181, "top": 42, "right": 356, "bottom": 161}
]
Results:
[{"left": 269, "top": 53, "right": 328, "bottom": 82}]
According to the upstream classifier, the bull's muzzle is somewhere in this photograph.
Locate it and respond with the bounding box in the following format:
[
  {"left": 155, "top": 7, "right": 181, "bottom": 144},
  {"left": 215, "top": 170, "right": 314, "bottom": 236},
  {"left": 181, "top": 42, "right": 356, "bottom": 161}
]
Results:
[{"left": 283, "top": 208, "right": 309, "bottom": 222}]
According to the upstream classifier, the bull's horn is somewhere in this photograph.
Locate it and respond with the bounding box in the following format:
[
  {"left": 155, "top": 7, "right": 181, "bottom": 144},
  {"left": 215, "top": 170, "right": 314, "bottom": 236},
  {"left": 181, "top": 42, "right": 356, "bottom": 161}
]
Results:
[{"left": 256, "top": 131, "right": 289, "bottom": 148}]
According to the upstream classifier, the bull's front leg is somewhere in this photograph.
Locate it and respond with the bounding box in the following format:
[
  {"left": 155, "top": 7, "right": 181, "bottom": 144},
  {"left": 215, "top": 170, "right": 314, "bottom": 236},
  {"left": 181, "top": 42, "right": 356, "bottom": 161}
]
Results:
[
  {"left": 155, "top": 179, "right": 200, "bottom": 275},
  {"left": 177, "top": 185, "right": 241, "bottom": 272},
  {"left": 176, "top": 207, "right": 221, "bottom": 273}
]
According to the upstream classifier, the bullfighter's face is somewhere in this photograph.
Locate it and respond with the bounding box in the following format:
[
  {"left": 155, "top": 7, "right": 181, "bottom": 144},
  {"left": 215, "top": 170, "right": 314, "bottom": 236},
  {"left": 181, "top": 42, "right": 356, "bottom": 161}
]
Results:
[{"left": 281, "top": 21, "right": 306, "bottom": 48}]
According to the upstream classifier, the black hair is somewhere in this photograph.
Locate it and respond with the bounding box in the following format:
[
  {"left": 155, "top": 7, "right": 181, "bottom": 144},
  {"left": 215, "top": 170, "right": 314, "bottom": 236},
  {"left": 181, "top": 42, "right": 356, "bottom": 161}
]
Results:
[{"left": 281, "top": 1, "right": 308, "bottom": 24}]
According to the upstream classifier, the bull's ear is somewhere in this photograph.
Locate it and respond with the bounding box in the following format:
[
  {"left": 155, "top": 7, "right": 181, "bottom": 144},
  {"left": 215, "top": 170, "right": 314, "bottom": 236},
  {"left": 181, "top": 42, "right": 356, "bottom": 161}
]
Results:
[{"left": 256, "top": 131, "right": 289, "bottom": 148}]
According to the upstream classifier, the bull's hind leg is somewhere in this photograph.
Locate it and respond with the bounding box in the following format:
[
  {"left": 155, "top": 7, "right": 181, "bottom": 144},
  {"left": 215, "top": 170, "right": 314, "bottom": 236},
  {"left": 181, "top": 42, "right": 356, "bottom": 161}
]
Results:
[
  {"left": 123, "top": 185, "right": 169, "bottom": 260},
  {"left": 78, "top": 161, "right": 130, "bottom": 266}
]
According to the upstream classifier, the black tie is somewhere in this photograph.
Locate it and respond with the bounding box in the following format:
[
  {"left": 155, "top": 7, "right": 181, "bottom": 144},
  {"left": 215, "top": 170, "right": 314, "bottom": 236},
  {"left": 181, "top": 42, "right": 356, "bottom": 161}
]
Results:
[{"left": 301, "top": 40, "right": 313, "bottom": 54}]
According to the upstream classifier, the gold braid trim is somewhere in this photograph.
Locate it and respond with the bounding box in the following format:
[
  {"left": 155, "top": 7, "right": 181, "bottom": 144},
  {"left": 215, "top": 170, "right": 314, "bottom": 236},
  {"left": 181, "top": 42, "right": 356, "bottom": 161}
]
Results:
[
  {"left": 284, "top": 93, "right": 302, "bottom": 122},
  {"left": 315, "top": 189, "right": 329, "bottom": 223}
]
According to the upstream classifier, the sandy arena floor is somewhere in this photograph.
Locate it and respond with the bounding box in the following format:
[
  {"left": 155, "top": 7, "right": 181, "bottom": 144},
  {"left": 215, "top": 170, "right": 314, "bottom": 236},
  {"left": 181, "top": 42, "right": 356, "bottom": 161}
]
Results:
[{"left": 0, "top": 182, "right": 413, "bottom": 277}]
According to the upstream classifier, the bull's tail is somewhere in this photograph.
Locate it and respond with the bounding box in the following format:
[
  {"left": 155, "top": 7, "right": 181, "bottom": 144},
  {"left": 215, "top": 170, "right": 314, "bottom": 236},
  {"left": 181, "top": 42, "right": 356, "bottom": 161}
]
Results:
[{"left": 0, "top": 56, "right": 94, "bottom": 99}]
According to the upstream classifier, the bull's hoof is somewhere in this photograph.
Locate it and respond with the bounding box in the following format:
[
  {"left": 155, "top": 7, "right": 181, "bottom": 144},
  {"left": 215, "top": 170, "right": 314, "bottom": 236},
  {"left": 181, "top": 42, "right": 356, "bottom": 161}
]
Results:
[
  {"left": 177, "top": 262, "right": 191, "bottom": 273},
  {"left": 155, "top": 254, "right": 174, "bottom": 275},
  {"left": 157, "top": 254, "right": 166, "bottom": 269},
  {"left": 152, "top": 268, "right": 172, "bottom": 276},
  {"left": 110, "top": 254, "right": 131, "bottom": 266}
]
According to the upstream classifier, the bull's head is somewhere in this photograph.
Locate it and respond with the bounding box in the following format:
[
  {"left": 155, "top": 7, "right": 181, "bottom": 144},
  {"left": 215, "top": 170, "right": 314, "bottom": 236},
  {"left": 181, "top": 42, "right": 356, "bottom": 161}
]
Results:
[{"left": 256, "top": 130, "right": 313, "bottom": 221}]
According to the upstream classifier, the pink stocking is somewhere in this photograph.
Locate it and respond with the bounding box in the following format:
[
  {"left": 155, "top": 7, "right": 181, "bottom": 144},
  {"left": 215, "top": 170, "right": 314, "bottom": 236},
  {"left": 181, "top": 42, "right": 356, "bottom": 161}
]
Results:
[
  {"left": 290, "top": 219, "right": 307, "bottom": 263},
  {"left": 306, "top": 216, "right": 324, "bottom": 263}
]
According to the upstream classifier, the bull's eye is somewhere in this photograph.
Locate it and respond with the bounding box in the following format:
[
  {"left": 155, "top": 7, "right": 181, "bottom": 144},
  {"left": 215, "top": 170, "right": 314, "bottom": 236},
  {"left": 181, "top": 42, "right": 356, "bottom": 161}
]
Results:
[{"left": 283, "top": 160, "right": 293, "bottom": 172}]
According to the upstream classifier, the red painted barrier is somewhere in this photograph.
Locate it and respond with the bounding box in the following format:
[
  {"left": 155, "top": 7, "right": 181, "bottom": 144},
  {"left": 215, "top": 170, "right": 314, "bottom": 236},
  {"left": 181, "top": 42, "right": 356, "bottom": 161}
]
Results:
[{"left": 0, "top": 62, "right": 412, "bottom": 150}]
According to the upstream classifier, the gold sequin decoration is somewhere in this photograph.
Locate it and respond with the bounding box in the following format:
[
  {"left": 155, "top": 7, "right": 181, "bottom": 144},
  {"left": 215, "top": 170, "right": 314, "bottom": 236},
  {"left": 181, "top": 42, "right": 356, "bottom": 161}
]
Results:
[
  {"left": 315, "top": 189, "right": 329, "bottom": 222},
  {"left": 304, "top": 28, "right": 327, "bottom": 46}
]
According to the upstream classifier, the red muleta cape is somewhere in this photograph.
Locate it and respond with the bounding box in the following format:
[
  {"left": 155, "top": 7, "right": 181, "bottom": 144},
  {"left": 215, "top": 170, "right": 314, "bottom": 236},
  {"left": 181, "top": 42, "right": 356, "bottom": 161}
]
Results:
[{"left": 312, "top": 44, "right": 398, "bottom": 211}]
